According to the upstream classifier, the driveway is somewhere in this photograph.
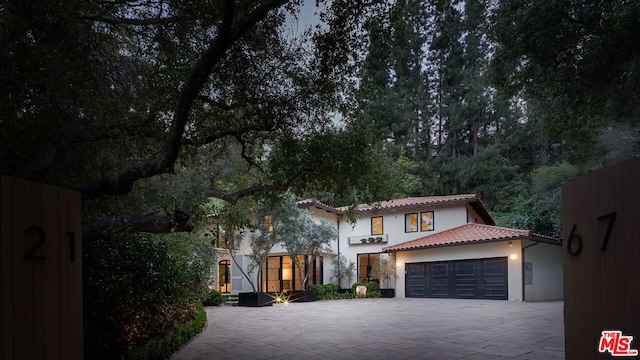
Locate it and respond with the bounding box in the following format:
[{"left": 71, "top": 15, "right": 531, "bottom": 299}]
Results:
[{"left": 172, "top": 298, "right": 564, "bottom": 360}]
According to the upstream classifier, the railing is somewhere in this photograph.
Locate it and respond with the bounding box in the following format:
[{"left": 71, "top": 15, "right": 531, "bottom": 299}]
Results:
[{"left": 348, "top": 234, "right": 388, "bottom": 245}]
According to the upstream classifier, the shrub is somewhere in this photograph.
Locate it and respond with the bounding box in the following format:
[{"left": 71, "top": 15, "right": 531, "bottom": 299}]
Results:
[
  {"left": 203, "top": 289, "right": 224, "bottom": 306},
  {"left": 365, "top": 280, "right": 379, "bottom": 293},
  {"left": 309, "top": 284, "right": 326, "bottom": 299},
  {"left": 84, "top": 229, "right": 212, "bottom": 360},
  {"left": 323, "top": 283, "right": 339, "bottom": 295},
  {"left": 366, "top": 290, "right": 381, "bottom": 298},
  {"left": 124, "top": 304, "right": 207, "bottom": 360},
  {"left": 351, "top": 281, "right": 364, "bottom": 292}
]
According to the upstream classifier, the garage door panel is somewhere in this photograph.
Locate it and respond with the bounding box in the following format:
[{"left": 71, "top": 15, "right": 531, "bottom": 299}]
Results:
[
  {"left": 406, "top": 263, "right": 427, "bottom": 297},
  {"left": 430, "top": 263, "right": 449, "bottom": 297},
  {"left": 482, "top": 258, "right": 508, "bottom": 299},
  {"left": 406, "top": 257, "right": 508, "bottom": 300}
]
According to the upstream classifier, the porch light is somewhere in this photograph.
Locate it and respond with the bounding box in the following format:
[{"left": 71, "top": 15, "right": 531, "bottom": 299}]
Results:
[
  {"left": 509, "top": 253, "right": 518, "bottom": 260},
  {"left": 396, "top": 261, "right": 402, "bottom": 267}
]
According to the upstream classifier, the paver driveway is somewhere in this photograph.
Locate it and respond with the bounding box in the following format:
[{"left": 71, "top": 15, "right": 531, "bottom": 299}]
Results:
[{"left": 172, "top": 298, "right": 564, "bottom": 360}]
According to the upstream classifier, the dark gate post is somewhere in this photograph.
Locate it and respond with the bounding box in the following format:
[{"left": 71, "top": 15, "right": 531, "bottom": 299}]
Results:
[
  {"left": 1, "top": 176, "right": 83, "bottom": 360},
  {"left": 562, "top": 158, "right": 640, "bottom": 359}
]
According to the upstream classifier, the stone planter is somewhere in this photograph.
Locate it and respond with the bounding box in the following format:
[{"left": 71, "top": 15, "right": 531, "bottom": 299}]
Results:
[
  {"left": 380, "top": 288, "right": 395, "bottom": 298},
  {"left": 238, "top": 292, "right": 273, "bottom": 307},
  {"left": 289, "top": 289, "right": 317, "bottom": 302}
]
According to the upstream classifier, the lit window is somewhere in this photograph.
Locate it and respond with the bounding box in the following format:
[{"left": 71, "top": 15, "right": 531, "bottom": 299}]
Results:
[
  {"left": 405, "top": 213, "right": 418, "bottom": 232},
  {"left": 421, "top": 211, "right": 434, "bottom": 231},
  {"left": 371, "top": 216, "right": 383, "bottom": 235},
  {"left": 264, "top": 214, "right": 273, "bottom": 232},
  {"left": 358, "top": 253, "right": 380, "bottom": 282}
]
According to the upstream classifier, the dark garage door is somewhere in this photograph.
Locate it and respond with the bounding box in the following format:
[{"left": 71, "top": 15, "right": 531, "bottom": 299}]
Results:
[{"left": 405, "top": 257, "right": 508, "bottom": 300}]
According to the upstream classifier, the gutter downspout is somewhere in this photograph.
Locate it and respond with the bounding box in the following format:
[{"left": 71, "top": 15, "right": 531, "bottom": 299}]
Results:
[
  {"left": 337, "top": 214, "right": 342, "bottom": 288},
  {"left": 521, "top": 240, "right": 539, "bottom": 302}
]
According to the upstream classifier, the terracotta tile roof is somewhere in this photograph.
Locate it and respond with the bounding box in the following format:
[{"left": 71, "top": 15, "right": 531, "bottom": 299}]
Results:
[
  {"left": 382, "top": 223, "right": 560, "bottom": 252},
  {"left": 298, "top": 194, "right": 495, "bottom": 226},
  {"left": 336, "top": 194, "right": 494, "bottom": 226},
  {"left": 296, "top": 198, "right": 341, "bottom": 213},
  {"left": 343, "top": 194, "right": 480, "bottom": 212}
]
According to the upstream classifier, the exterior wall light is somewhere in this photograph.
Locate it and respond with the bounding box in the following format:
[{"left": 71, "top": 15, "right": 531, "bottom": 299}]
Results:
[
  {"left": 509, "top": 253, "right": 518, "bottom": 260},
  {"left": 396, "top": 261, "right": 402, "bottom": 267}
]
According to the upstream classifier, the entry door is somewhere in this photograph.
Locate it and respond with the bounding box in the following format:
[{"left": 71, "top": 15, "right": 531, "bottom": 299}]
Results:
[
  {"left": 405, "top": 257, "right": 508, "bottom": 300},
  {"left": 219, "top": 260, "right": 230, "bottom": 293}
]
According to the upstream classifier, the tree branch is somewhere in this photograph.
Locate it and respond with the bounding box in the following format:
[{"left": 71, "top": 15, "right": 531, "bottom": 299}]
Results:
[
  {"left": 82, "top": 15, "right": 189, "bottom": 26},
  {"left": 207, "top": 169, "right": 304, "bottom": 204},
  {"left": 83, "top": 209, "right": 194, "bottom": 240},
  {"left": 182, "top": 123, "right": 274, "bottom": 146},
  {"left": 196, "top": 95, "right": 239, "bottom": 110},
  {"left": 78, "top": 0, "right": 289, "bottom": 200}
]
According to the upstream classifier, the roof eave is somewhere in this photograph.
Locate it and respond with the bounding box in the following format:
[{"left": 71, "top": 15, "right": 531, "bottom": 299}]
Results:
[
  {"left": 382, "top": 234, "right": 558, "bottom": 253},
  {"left": 356, "top": 197, "right": 481, "bottom": 214}
]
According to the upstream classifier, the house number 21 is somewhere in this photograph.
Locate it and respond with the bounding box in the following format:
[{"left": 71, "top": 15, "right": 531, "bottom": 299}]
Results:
[
  {"left": 567, "top": 212, "right": 617, "bottom": 256},
  {"left": 24, "top": 226, "right": 76, "bottom": 262}
]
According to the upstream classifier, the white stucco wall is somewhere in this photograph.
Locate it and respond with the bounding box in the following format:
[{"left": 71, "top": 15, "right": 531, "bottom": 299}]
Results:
[
  {"left": 335, "top": 203, "right": 488, "bottom": 289},
  {"left": 522, "top": 240, "right": 563, "bottom": 301},
  {"left": 394, "top": 240, "right": 524, "bottom": 301}
]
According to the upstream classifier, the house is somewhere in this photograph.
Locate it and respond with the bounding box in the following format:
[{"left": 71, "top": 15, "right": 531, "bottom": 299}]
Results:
[{"left": 213, "top": 194, "right": 563, "bottom": 301}]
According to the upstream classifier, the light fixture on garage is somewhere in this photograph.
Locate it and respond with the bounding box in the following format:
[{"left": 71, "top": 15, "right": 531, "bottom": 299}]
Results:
[
  {"left": 509, "top": 241, "right": 513, "bottom": 247},
  {"left": 509, "top": 253, "right": 518, "bottom": 260},
  {"left": 396, "top": 261, "right": 402, "bottom": 267}
]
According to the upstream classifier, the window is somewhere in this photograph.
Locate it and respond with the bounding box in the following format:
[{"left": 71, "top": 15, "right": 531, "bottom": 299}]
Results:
[
  {"left": 371, "top": 216, "right": 383, "bottom": 235},
  {"left": 405, "top": 213, "right": 418, "bottom": 232},
  {"left": 264, "top": 214, "right": 273, "bottom": 232},
  {"left": 358, "top": 253, "right": 380, "bottom": 283},
  {"left": 421, "top": 211, "right": 434, "bottom": 231},
  {"left": 260, "top": 255, "right": 324, "bottom": 292}
]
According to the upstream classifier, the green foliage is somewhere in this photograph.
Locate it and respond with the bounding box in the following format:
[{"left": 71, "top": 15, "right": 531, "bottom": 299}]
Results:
[
  {"left": 314, "top": 284, "right": 354, "bottom": 300},
  {"left": 458, "top": 145, "right": 526, "bottom": 212},
  {"left": 351, "top": 281, "right": 365, "bottom": 295},
  {"left": 309, "top": 284, "right": 326, "bottom": 298},
  {"left": 492, "top": 0, "right": 640, "bottom": 155},
  {"left": 365, "top": 281, "right": 380, "bottom": 293},
  {"left": 267, "top": 201, "right": 338, "bottom": 290},
  {"left": 203, "top": 289, "right": 225, "bottom": 307},
  {"left": 499, "top": 162, "right": 584, "bottom": 238},
  {"left": 324, "top": 283, "right": 340, "bottom": 294},
  {"left": 124, "top": 304, "right": 207, "bottom": 360},
  {"left": 530, "top": 162, "right": 581, "bottom": 193},
  {"left": 83, "top": 230, "right": 211, "bottom": 360}
]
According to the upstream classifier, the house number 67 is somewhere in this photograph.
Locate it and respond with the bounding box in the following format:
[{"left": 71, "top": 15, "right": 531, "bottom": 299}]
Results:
[{"left": 567, "top": 212, "right": 617, "bottom": 256}]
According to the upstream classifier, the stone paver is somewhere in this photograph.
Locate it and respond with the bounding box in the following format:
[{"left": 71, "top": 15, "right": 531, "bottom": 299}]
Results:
[{"left": 172, "top": 298, "right": 564, "bottom": 360}]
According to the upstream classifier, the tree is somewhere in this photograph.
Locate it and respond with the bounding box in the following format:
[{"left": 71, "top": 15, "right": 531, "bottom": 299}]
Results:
[
  {"left": 372, "top": 255, "right": 397, "bottom": 289},
  {"left": 272, "top": 202, "right": 337, "bottom": 290},
  {"left": 491, "top": 0, "right": 640, "bottom": 159},
  {"left": 330, "top": 254, "right": 356, "bottom": 289},
  {"left": 0, "top": 0, "right": 392, "bottom": 238}
]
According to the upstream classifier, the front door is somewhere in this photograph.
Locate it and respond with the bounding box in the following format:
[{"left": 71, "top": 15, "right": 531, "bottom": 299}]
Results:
[{"left": 219, "top": 260, "right": 230, "bottom": 293}]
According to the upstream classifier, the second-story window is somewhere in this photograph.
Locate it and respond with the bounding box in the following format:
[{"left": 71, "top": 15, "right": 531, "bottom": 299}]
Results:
[
  {"left": 405, "top": 213, "right": 418, "bottom": 232},
  {"left": 371, "top": 216, "right": 383, "bottom": 235},
  {"left": 421, "top": 211, "right": 434, "bottom": 231},
  {"left": 264, "top": 214, "right": 273, "bottom": 232}
]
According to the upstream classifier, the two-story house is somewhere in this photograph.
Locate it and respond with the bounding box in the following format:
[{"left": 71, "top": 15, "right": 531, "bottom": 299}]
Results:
[{"left": 214, "top": 194, "right": 563, "bottom": 302}]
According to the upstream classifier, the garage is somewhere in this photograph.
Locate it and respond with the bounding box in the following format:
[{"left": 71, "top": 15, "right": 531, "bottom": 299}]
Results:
[{"left": 405, "top": 257, "right": 508, "bottom": 300}]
